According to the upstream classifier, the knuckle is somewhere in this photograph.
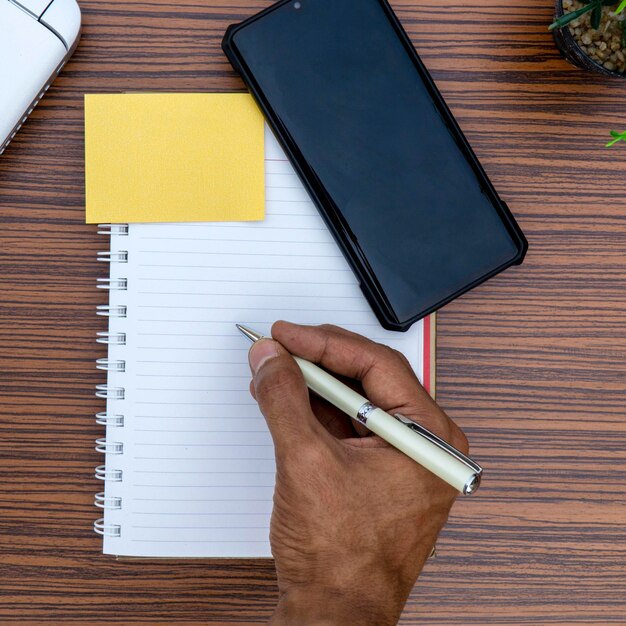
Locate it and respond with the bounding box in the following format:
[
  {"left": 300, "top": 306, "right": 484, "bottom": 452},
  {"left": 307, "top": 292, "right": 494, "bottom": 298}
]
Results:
[
  {"left": 424, "top": 416, "right": 453, "bottom": 442},
  {"left": 315, "top": 332, "right": 334, "bottom": 364},
  {"left": 380, "top": 344, "right": 399, "bottom": 362},
  {"left": 421, "top": 415, "right": 470, "bottom": 455},
  {"left": 345, "top": 343, "right": 374, "bottom": 377},
  {"left": 400, "top": 405, "right": 460, "bottom": 446},
  {"left": 318, "top": 323, "right": 339, "bottom": 333},
  {"left": 392, "top": 348, "right": 413, "bottom": 369},
  {"left": 376, "top": 344, "right": 407, "bottom": 369},
  {"left": 450, "top": 424, "right": 470, "bottom": 455}
]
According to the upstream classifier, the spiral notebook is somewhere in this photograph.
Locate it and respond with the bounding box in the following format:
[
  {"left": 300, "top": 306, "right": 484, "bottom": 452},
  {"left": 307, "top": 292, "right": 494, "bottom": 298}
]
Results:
[{"left": 94, "top": 128, "right": 435, "bottom": 558}]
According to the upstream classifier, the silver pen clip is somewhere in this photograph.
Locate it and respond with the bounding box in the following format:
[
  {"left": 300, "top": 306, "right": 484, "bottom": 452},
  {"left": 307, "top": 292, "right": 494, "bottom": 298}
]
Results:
[{"left": 393, "top": 414, "right": 483, "bottom": 495}]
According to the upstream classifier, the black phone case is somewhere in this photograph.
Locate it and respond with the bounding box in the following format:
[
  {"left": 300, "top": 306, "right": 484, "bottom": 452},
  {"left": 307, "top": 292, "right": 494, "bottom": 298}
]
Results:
[{"left": 222, "top": 0, "right": 528, "bottom": 332}]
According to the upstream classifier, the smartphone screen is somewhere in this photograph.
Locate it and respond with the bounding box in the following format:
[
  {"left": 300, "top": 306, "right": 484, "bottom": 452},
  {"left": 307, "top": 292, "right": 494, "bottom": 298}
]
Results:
[{"left": 228, "top": 0, "right": 524, "bottom": 328}]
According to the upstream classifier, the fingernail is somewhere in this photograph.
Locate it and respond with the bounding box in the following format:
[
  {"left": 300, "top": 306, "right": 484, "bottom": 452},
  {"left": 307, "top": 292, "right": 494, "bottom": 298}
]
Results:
[{"left": 249, "top": 340, "right": 280, "bottom": 375}]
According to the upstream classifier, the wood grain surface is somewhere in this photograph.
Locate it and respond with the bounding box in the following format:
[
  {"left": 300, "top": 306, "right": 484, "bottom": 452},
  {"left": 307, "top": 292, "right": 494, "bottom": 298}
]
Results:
[{"left": 1, "top": 0, "right": 625, "bottom": 623}]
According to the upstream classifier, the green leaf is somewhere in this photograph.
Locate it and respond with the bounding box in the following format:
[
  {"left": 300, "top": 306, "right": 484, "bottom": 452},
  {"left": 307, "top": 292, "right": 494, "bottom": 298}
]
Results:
[
  {"left": 549, "top": 2, "right": 598, "bottom": 30},
  {"left": 591, "top": 5, "right": 602, "bottom": 28},
  {"left": 606, "top": 130, "right": 626, "bottom": 147},
  {"left": 548, "top": 0, "right": 600, "bottom": 30},
  {"left": 616, "top": 0, "right": 626, "bottom": 13}
]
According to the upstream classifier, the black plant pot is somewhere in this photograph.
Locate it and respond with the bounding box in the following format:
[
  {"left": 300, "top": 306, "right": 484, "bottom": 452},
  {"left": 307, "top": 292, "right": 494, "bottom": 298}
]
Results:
[{"left": 553, "top": 0, "right": 625, "bottom": 77}]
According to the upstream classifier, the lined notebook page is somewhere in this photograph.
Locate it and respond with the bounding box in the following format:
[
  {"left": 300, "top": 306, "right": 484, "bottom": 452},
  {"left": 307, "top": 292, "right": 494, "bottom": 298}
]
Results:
[{"left": 102, "top": 127, "right": 425, "bottom": 557}]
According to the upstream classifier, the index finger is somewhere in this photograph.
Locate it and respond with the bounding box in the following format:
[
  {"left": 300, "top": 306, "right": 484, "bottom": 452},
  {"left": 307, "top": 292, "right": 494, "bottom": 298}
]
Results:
[{"left": 271, "top": 321, "right": 433, "bottom": 416}]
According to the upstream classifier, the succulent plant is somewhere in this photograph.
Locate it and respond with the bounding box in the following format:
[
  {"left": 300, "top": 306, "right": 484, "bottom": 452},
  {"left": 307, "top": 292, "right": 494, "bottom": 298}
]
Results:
[
  {"left": 549, "top": 0, "right": 626, "bottom": 33},
  {"left": 606, "top": 130, "right": 626, "bottom": 146},
  {"left": 550, "top": 2, "right": 626, "bottom": 146}
]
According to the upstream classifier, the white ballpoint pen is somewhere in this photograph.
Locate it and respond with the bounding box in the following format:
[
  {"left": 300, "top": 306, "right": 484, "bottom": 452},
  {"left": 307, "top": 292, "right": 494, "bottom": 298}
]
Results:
[{"left": 237, "top": 324, "right": 482, "bottom": 495}]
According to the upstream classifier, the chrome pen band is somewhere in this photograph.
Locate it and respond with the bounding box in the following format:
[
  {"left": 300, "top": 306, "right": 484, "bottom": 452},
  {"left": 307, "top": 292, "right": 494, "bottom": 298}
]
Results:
[{"left": 356, "top": 401, "right": 377, "bottom": 425}]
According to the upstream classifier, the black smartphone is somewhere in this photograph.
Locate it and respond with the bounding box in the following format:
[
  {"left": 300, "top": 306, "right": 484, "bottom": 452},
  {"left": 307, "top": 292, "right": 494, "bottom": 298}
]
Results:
[{"left": 223, "top": 0, "right": 527, "bottom": 332}]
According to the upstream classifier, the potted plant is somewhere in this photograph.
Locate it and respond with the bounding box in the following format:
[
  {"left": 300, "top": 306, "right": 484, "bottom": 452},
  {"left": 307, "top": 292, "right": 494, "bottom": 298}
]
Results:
[{"left": 550, "top": 0, "right": 626, "bottom": 75}]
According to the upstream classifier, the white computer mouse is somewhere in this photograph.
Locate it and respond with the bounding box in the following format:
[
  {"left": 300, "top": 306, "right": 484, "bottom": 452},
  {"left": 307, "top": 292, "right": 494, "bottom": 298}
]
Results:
[{"left": 0, "top": 0, "right": 81, "bottom": 155}]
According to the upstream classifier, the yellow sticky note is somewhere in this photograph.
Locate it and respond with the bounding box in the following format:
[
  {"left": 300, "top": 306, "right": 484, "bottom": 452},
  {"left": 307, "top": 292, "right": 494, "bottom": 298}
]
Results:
[{"left": 85, "top": 93, "right": 265, "bottom": 223}]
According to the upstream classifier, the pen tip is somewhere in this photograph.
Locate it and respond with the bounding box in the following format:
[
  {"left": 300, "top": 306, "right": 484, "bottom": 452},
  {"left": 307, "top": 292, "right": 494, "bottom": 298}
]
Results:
[{"left": 236, "top": 324, "right": 263, "bottom": 343}]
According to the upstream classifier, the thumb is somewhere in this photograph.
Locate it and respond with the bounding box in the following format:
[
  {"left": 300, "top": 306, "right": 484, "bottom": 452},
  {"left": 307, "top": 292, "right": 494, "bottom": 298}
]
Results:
[{"left": 249, "top": 339, "right": 328, "bottom": 454}]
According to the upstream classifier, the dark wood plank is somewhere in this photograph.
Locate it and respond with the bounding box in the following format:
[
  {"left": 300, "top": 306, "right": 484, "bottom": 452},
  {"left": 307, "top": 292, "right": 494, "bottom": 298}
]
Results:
[{"left": 1, "top": 0, "right": 625, "bottom": 623}]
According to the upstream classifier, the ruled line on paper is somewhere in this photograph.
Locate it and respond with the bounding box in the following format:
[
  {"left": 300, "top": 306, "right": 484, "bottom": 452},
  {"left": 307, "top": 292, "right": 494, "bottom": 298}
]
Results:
[
  {"left": 133, "top": 322, "right": 387, "bottom": 329},
  {"left": 133, "top": 416, "right": 258, "bottom": 420},
  {"left": 138, "top": 278, "right": 356, "bottom": 285},
  {"left": 137, "top": 263, "right": 352, "bottom": 269},
  {"left": 131, "top": 526, "right": 270, "bottom": 530},
  {"left": 138, "top": 234, "right": 333, "bottom": 242},
  {"left": 137, "top": 225, "right": 330, "bottom": 232},
  {"left": 134, "top": 444, "right": 274, "bottom": 447},
  {"left": 134, "top": 402, "right": 258, "bottom": 406},
  {"left": 133, "top": 458, "right": 274, "bottom": 462},
  {"left": 137, "top": 250, "right": 342, "bottom": 258},
  {"left": 136, "top": 374, "right": 250, "bottom": 378},
  {"left": 136, "top": 292, "right": 364, "bottom": 299},
  {"left": 133, "top": 430, "right": 267, "bottom": 434},
  {"left": 130, "top": 529, "right": 267, "bottom": 546},
  {"left": 135, "top": 388, "right": 250, "bottom": 392},
  {"left": 138, "top": 344, "right": 290, "bottom": 350},
  {"left": 131, "top": 512, "right": 270, "bottom": 516},
  {"left": 133, "top": 486, "right": 274, "bottom": 490},
  {"left": 134, "top": 347, "right": 250, "bottom": 351},
  {"left": 136, "top": 306, "right": 369, "bottom": 312},
  {"left": 135, "top": 470, "right": 274, "bottom": 476},
  {"left": 133, "top": 498, "right": 273, "bottom": 502}
]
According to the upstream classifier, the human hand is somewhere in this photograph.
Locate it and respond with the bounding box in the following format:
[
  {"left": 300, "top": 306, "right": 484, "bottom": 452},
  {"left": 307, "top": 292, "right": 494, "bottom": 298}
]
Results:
[{"left": 247, "top": 322, "right": 469, "bottom": 626}]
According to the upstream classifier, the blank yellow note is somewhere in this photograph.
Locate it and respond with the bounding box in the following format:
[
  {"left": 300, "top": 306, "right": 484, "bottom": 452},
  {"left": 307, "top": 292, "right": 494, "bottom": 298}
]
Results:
[{"left": 85, "top": 93, "right": 265, "bottom": 223}]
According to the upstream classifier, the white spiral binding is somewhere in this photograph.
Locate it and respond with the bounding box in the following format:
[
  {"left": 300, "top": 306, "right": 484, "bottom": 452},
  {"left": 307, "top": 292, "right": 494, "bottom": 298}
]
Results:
[
  {"left": 94, "top": 518, "right": 121, "bottom": 537},
  {"left": 98, "top": 224, "right": 129, "bottom": 236},
  {"left": 95, "top": 438, "right": 124, "bottom": 454},
  {"left": 96, "top": 359, "right": 126, "bottom": 372},
  {"left": 95, "top": 465, "right": 122, "bottom": 482},
  {"left": 96, "top": 305, "right": 127, "bottom": 318},
  {"left": 97, "top": 278, "right": 128, "bottom": 291},
  {"left": 95, "top": 385, "right": 125, "bottom": 400},
  {"left": 96, "top": 412, "right": 124, "bottom": 427},
  {"left": 95, "top": 493, "right": 122, "bottom": 509},
  {"left": 94, "top": 224, "right": 128, "bottom": 539},
  {"left": 96, "top": 332, "right": 126, "bottom": 345},
  {"left": 97, "top": 251, "right": 128, "bottom": 263}
]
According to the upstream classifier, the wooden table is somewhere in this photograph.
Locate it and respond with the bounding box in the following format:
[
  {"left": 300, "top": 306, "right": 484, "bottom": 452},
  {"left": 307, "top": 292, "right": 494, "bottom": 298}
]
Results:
[{"left": 2, "top": 0, "right": 625, "bottom": 623}]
